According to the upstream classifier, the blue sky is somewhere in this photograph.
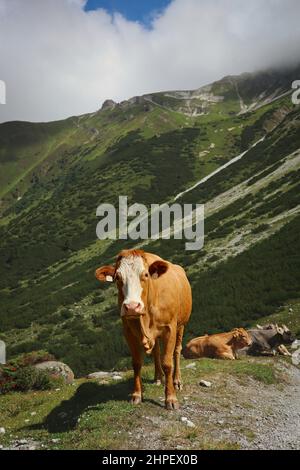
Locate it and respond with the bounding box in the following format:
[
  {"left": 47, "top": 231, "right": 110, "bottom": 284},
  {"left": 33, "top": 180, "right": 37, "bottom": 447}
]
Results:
[{"left": 85, "top": 0, "right": 172, "bottom": 25}]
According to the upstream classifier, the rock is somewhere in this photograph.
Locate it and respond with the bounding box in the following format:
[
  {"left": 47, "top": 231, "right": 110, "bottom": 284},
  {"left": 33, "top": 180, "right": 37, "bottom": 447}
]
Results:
[
  {"left": 30, "top": 412, "right": 36, "bottom": 416},
  {"left": 101, "top": 99, "right": 117, "bottom": 111},
  {"left": 87, "top": 371, "right": 110, "bottom": 379},
  {"left": 186, "top": 420, "right": 196, "bottom": 428},
  {"left": 199, "top": 380, "right": 212, "bottom": 388},
  {"left": 0, "top": 427, "right": 5, "bottom": 434},
  {"left": 289, "top": 308, "right": 293, "bottom": 313},
  {"left": 185, "top": 362, "right": 196, "bottom": 369},
  {"left": 34, "top": 361, "right": 74, "bottom": 384},
  {"left": 87, "top": 371, "right": 123, "bottom": 381},
  {"left": 18, "top": 439, "right": 28, "bottom": 445},
  {"left": 291, "top": 348, "right": 300, "bottom": 366},
  {"left": 291, "top": 339, "right": 300, "bottom": 350},
  {"left": 180, "top": 417, "right": 195, "bottom": 428}
]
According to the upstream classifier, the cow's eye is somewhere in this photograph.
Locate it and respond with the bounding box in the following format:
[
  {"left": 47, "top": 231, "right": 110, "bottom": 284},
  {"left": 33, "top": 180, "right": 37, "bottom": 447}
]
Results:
[{"left": 145, "top": 273, "right": 149, "bottom": 278}]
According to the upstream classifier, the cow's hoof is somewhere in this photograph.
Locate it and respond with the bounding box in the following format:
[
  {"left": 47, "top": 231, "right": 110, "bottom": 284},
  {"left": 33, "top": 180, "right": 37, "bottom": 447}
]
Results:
[
  {"left": 174, "top": 381, "right": 183, "bottom": 391},
  {"left": 165, "top": 399, "right": 180, "bottom": 410},
  {"left": 131, "top": 395, "right": 142, "bottom": 405}
]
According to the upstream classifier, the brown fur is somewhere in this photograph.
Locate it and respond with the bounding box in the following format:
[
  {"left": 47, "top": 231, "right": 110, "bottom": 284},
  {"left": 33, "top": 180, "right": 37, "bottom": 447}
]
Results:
[
  {"left": 183, "top": 328, "right": 252, "bottom": 360},
  {"left": 95, "top": 249, "right": 192, "bottom": 409}
]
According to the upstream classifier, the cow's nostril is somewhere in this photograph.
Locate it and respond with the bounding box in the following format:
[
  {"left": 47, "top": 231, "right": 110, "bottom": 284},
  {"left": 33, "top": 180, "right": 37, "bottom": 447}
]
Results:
[{"left": 124, "top": 302, "right": 141, "bottom": 312}]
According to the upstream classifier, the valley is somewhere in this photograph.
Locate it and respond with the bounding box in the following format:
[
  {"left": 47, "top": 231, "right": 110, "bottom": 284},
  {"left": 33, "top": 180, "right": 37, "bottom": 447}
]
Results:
[{"left": 0, "top": 64, "right": 300, "bottom": 376}]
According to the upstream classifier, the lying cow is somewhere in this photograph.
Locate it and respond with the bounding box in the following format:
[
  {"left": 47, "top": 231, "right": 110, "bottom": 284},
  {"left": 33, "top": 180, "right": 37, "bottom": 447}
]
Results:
[
  {"left": 182, "top": 328, "right": 252, "bottom": 360},
  {"left": 95, "top": 249, "right": 192, "bottom": 410},
  {"left": 244, "top": 324, "right": 295, "bottom": 357}
]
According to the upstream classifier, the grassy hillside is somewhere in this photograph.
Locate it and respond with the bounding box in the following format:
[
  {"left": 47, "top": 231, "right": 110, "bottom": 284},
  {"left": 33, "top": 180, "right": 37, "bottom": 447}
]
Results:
[{"left": 0, "top": 66, "right": 300, "bottom": 376}]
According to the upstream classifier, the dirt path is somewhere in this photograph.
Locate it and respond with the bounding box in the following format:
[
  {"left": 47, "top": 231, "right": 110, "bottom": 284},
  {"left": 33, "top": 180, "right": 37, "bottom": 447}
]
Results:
[
  {"left": 241, "top": 362, "right": 300, "bottom": 450},
  {"left": 127, "top": 359, "right": 300, "bottom": 450}
]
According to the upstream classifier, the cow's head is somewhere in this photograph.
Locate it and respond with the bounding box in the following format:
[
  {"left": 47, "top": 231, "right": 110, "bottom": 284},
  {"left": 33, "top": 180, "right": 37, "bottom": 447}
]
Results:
[
  {"left": 182, "top": 337, "right": 203, "bottom": 359},
  {"left": 95, "top": 249, "right": 168, "bottom": 318},
  {"left": 275, "top": 324, "right": 295, "bottom": 344},
  {"left": 230, "top": 328, "right": 252, "bottom": 349}
]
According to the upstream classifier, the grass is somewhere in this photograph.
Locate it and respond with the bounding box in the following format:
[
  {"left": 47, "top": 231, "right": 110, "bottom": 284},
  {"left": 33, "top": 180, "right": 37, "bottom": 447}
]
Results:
[{"left": 0, "top": 357, "right": 278, "bottom": 450}]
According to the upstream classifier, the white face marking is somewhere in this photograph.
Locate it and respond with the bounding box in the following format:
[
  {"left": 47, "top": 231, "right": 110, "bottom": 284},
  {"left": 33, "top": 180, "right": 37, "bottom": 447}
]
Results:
[{"left": 117, "top": 256, "right": 145, "bottom": 315}]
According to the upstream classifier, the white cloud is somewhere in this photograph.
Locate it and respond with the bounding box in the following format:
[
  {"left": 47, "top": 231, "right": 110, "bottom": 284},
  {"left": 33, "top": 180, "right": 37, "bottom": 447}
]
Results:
[{"left": 0, "top": 0, "right": 299, "bottom": 123}]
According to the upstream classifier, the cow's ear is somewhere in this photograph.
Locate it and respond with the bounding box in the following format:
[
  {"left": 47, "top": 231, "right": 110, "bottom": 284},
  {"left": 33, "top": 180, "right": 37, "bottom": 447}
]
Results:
[
  {"left": 95, "top": 265, "right": 115, "bottom": 283},
  {"left": 149, "top": 260, "right": 168, "bottom": 279}
]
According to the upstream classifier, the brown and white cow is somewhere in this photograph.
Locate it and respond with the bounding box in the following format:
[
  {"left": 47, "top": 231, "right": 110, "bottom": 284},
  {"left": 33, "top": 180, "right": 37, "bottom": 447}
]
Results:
[
  {"left": 182, "top": 328, "right": 252, "bottom": 360},
  {"left": 95, "top": 249, "right": 192, "bottom": 410}
]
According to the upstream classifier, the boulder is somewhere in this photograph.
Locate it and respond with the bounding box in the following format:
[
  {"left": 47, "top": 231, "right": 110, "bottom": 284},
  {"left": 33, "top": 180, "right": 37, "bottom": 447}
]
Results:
[{"left": 34, "top": 361, "right": 74, "bottom": 384}]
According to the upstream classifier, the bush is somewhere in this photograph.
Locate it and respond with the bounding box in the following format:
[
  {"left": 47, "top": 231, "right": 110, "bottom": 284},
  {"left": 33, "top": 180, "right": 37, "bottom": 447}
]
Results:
[
  {"left": 0, "top": 350, "right": 61, "bottom": 394},
  {"left": 14, "top": 366, "right": 39, "bottom": 391},
  {"left": 0, "top": 365, "right": 63, "bottom": 394},
  {"left": 251, "top": 223, "right": 270, "bottom": 234}
]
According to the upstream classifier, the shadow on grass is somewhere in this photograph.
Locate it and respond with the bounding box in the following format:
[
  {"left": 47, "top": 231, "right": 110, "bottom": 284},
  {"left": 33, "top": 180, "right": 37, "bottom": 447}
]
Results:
[
  {"left": 27, "top": 378, "right": 164, "bottom": 434},
  {"left": 28, "top": 379, "right": 133, "bottom": 433}
]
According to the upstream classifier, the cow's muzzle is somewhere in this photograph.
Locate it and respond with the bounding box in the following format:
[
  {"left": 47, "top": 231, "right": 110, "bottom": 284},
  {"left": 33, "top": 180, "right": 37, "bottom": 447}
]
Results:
[{"left": 122, "top": 302, "right": 144, "bottom": 318}]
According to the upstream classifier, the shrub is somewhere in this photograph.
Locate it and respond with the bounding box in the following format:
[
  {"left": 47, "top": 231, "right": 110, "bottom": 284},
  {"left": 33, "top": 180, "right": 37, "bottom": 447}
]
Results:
[
  {"left": 251, "top": 223, "right": 270, "bottom": 234},
  {"left": 14, "top": 366, "right": 39, "bottom": 391},
  {"left": 0, "top": 350, "right": 60, "bottom": 394}
]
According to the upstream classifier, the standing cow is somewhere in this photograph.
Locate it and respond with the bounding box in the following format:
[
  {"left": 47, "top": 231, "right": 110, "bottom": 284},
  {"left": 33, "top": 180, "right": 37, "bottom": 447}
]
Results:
[{"left": 95, "top": 249, "right": 192, "bottom": 410}]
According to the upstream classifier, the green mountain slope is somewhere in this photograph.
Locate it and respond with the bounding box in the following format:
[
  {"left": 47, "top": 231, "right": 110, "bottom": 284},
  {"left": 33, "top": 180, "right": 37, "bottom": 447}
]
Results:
[{"left": 0, "top": 65, "right": 300, "bottom": 375}]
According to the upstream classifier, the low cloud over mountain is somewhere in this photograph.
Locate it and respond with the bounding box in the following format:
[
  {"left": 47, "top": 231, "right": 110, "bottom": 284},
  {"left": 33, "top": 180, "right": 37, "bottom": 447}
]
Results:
[{"left": 0, "top": 0, "right": 300, "bottom": 122}]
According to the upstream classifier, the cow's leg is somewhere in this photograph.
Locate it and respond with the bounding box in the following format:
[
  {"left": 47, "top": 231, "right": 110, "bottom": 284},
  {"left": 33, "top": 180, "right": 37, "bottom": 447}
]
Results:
[
  {"left": 216, "top": 347, "right": 235, "bottom": 360},
  {"left": 124, "top": 326, "right": 143, "bottom": 405},
  {"left": 162, "top": 325, "right": 179, "bottom": 410},
  {"left": 152, "top": 340, "right": 164, "bottom": 385},
  {"left": 277, "top": 344, "right": 291, "bottom": 357},
  {"left": 173, "top": 325, "right": 184, "bottom": 391}
]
